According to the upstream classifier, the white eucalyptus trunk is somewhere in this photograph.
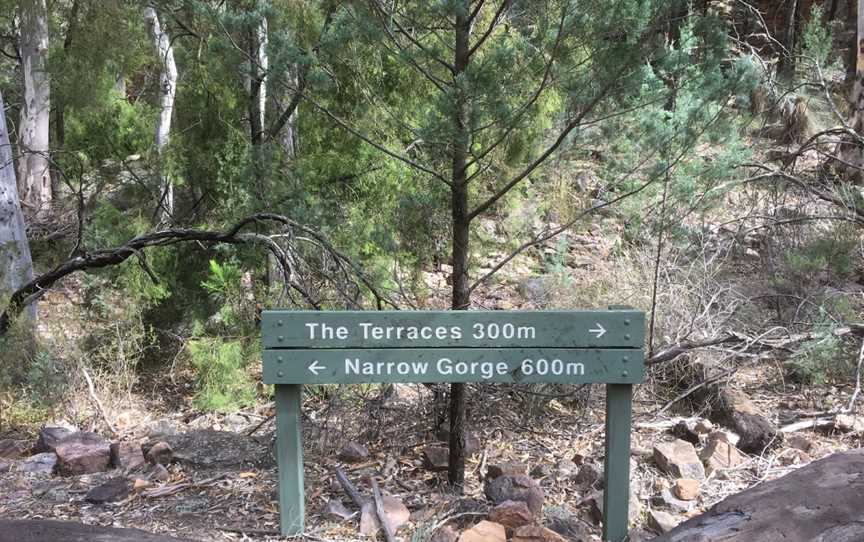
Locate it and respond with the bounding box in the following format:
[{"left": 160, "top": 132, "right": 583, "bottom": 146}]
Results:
[
  {"left": 0, "top": 91, "right": 36, "bottom": 321},
  {"left": 144, "top": 5, "right": 177, "bottom": 220},
  {"left": 256, "top": 14, "right": 268, "bottom": 140},
  {"left": 17, "top": 0, "right": 51, "bottom": 217}
]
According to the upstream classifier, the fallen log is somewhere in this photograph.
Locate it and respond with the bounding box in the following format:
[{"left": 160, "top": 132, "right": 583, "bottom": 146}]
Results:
[{"left": 0, "top": 520, "right": 197, "bottom": 542}]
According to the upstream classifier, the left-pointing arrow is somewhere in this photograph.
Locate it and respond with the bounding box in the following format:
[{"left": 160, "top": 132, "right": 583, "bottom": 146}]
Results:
[{"left": 308, "top": 360, "right": 327, "bottom": 375}]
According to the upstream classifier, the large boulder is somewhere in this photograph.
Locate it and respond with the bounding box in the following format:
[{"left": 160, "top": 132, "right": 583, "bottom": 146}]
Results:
[
  {"left": 34, "top": 426, "right": 75, "bottom": 454},
  {"left": 654, "top": 449, "right": 864, "bottom": 542},
  {"left": 0, "top": 519, "right": 196, "bottom": 542},
  {"left": 54, "top": 432, "right": 110, "bottom": 475},
  {"left": 150, "top": 430, "right": 272, "bottom": 470}
]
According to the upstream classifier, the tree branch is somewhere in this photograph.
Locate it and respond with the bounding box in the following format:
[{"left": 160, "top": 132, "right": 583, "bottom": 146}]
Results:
[{"left": 0, "top": 213, "right": 393, "bottom": 335}]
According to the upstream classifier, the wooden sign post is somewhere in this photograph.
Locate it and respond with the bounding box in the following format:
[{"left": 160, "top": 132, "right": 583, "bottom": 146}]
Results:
[{"left": 262, "top": 309, "right": 644, "bottom": 542}]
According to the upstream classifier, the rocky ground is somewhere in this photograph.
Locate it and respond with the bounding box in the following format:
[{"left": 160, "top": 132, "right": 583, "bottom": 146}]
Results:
[{"left": 1, "top": 368, "right": 863, "bottom": 541}]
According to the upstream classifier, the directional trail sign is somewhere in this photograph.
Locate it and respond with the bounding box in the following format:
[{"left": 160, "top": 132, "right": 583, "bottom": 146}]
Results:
[{"left": 262, "top": 309, "right": 644, "bottom": 542}]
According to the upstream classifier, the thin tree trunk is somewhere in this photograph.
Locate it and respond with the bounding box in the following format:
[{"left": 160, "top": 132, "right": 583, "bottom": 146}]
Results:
[
  {"left": 17, "top": 0, "right": 52, "bottom": 217},
  {"left": 0, "top": 91, "right": 36, "bottom": 323},
  {"left": 839, "top": 0, "right": 864, "bottom": 181},
  {"left": 777, "top": 0, "right": 800, "bottom": 79},
  {"left": 144, "top": 5, "right": 177, "bottom": 221},
  {"left": 447, "top": 1, "right": 471, "bottom": 492}
]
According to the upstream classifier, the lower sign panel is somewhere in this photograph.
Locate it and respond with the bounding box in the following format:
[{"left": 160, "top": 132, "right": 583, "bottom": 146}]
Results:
[{"left": 263, "top": 348, "right": 643, "bottom": 385}]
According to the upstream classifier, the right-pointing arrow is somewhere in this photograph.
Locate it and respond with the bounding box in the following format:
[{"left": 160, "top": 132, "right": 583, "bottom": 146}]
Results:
[{"left": 589, "top": 323, "right": 606, "bottom": 339}]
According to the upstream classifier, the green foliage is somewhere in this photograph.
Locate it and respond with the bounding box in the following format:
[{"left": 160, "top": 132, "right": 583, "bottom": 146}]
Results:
[
  {"left": 778, "top": 225, "right": 859, "bottom": 288},
  {"left": 187, "top": 338, "right": 257, "bottom": 412},
  {"left": 787, "top": 329, "right": 850, "bottom": 386}
]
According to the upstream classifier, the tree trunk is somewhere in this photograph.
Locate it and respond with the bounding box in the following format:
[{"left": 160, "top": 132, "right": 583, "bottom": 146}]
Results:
[
  {"left": 249, "top": 12, "right": 268, "bottom": 147},
  {"left": 17, "top": 0, "right": 52, "bottom": 217},
  {"left": 447, "top": 1, "right": 471, "bottom": 491},
  {"left": 777, "top": 0, "right": 800, "bottom": 79},
  {"left": 144, "top": 5, "right": 177, "bottom": 221},
  {"left": 839, "top": 0, "right": 864, "bottom": 181},
  {"left": 0, "top": 90, "right": 36, "bottom": 323}
]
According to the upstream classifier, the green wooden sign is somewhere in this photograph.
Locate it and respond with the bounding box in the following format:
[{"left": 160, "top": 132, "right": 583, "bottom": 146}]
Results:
[{"left": 263, "top": 309, "right": 644, "bottom": 542}]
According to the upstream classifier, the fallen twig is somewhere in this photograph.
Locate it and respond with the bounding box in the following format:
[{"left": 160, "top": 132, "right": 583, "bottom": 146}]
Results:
[
  {"left": 335, "top": 466, "right": 367, "bottom": 508},
  {"left": 80, "top": 365, "right": 116, "bottom": 436},
  {"left": 371, "top": 477, "right": 397, "bottom": 542},
  {"left": 142, "top": 474, "right": 227, "bottom": 498}
]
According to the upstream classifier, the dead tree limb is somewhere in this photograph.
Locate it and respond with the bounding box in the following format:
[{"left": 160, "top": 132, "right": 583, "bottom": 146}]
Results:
[
  {"left": 370, "top": 477, "right": 397, "bottom": 542},
  {"left": 0, "top": 213, "right": 394, "bottom": 336},
  {"left": 334, "top": 466, "right": 367, "bottom": 509},
  {"left": 844, "top": 339, "right": 864, "bottom": 413}
]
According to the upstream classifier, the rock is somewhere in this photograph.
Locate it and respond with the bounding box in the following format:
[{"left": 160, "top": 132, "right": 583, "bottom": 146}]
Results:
[
  {"left": 585, "top": 484, "right": 641, "bottom": 525},
  {"left": 431, "top": 526, "right": 459, "bottom": 542},
  {"left": 488, "top": 500, "right": 533, "bottom": 528},
  {"left": 700, "top": 435, "right": 746, "bottom": 474},
  {"left": 653, "top": 439, "right": 705, "bottom": 480},
  {"left": 653, "top": 449, "right": 864, "bottom": 542},
  {"left": 0, "top": 459, "right": 11, "bottom": 473},
  {"left": 778, "top": 448, "right": 811, "bottom": 466},
  {"left": 110, "top": 442, "right": 146, "bottom": 470},
  {"left": 337, "top": 441, "right": 369, "bottom": 463},
  {"left": 486, "top": 462, "right": 527, "bottom": 479},
  {"left": 655, "top": 488, "right": 697, "bottom": 514},
  {"left": 34, "top": 426, "right": 75, "bottom": 453},
  {"left": 648, "top": 510, "right": 679, "bottom": 534},
  {"left": 458, "top": 521, "right": 506, "bottom": 542},
  {"left": 147, "top": 463, "right": 170, "bottom": 482},
  {"left": 484, "top": 474, "right": 544, "bottom": 516},
  {"left": 145, "top": 442, "right": 173, "bottom": 465},
  {"left": 154, "top": 430, "right": 271, "bottom": 469},
  {"left": 673, "top": 479, "right": 700, "bottom": 501},
  {"left": 322, "top": 499, "right": 354, "bottom": 522},
  {"left": 18, "top": 452, "right": 57, "bottom": 474},
  {"left": 147, "top": 419, "right": 185, "bottom": 438},
  {"left": 359, "top": 496, "right": 410, "bottom": 536},
  {"left": 0, "top": 439, "right": 29, "bottom": 459},
  {"left": 573, "top": 461, "right": 602, "bottom": 488},
  {"left": 786, "top": 434, "right": 813, "bottom": 452},
  {"left": 554, "top": 458, "right": 578, "bottom": 478},
  {"left": 423, "top": 445, "right": 450, "bottom": 471},
  {"left": 545, "top": 509, "right": 593, "bottom": 541},
  {"left": 85, "top": 477, "right": 133, "bottom": 504},
  {"left": 55, "top": 432, "right": 111, "bottom": 475},
  {"left": 511, "top": 525, "right": 569, "bottom": 542},
  {"left": 670, "top": 421, "right": 700, "bottom": 445},
  {"left": 833, "top": 414, "right": 864, "bottom": 433},
  {"left": 0, "top": 519, "right": 198, "bottom": 541},
  {"left": 711, "top": 389, "right": 780, "bottom": 453}
]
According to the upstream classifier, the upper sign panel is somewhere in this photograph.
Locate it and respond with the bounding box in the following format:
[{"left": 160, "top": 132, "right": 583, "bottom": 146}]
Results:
[{"left": 262, "top": 310, "right": 643, "bottom": 349}]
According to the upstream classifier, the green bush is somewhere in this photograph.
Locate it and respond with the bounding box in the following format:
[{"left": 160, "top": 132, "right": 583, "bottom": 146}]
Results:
[
  {"left": 787, "top": 330, "right": 852, "bottom": 386},
  {"left": 188, "top": 338, "right": 257, "bottom": 412}
]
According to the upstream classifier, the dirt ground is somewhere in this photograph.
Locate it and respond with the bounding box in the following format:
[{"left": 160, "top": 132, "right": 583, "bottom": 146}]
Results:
[{"left": 2, "top": 360, "right": 862, "bottom": 541}]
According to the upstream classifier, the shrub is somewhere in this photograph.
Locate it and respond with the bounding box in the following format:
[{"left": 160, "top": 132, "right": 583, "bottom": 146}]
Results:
[{"left": 187, "top": 338, "right": 257, "bottom": 412}]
